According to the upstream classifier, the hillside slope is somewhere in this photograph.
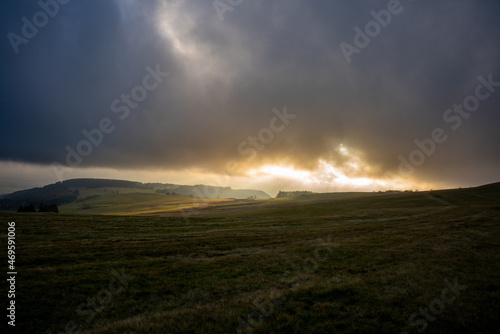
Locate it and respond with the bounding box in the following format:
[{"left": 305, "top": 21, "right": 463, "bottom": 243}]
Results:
[
  {"left": 3, "top": 182, "right": 499, "bottom": 333},
  {"left": 60, "top": 181, "right": 500, "bottom": 217},
  {"left": 0, "top": 178, "right": 271, "bottom": 211}
]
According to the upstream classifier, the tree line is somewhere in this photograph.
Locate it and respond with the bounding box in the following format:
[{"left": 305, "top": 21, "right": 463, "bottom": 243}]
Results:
[{"left": 17, "top": 203, "right": 58, "bottom": 213}]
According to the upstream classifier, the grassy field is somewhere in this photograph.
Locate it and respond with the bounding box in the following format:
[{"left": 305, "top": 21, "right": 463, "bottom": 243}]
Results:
[
  {"left": 2, "top": 184, "right": 499, "bottom": 333},
  {"left": 59, "top": 192, "right": 221, "bottom": 216}
]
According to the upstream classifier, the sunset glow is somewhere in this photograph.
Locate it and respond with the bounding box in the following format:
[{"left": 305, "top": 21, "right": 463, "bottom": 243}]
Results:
[
  {"left": 2, "top": 2, "right": 499, "bottom": 333},
  {"left": 1, "top": 1, "right": 498, "bottom": 196}
]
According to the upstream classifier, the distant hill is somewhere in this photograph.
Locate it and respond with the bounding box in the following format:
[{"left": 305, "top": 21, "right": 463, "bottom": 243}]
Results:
[
  {"left": 156, "top": 184, "right": 270, "bottom": 199},
  {"left": 2, "top": 179, "right": 498, "bottom": 214},
  {"left": 0, "top": 178, "right": 271, "bottom": 211},
  {"left": 276, "top": 190, "right": 314, "bottom": 198},
  {"left": 62, "top": 178, "right": 145, "bottom": 189},
  {"left": 0, "top": 182, "right": 78, "bottom": 210}
]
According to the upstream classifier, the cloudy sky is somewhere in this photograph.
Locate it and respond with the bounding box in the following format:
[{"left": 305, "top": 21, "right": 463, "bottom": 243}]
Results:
[{"left": 1, "top": 0, "right": 499, "bottom": 196}]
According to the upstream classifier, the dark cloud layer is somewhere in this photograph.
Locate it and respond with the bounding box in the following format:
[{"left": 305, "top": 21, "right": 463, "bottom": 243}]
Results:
[{"left": 1, "top": 0, "right": 499, "bottom": 187}]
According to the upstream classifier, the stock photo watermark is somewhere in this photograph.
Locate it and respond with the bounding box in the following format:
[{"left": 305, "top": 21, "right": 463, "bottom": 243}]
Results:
[
  {"left": 6, "top": 222, "right": 16, "bottom": 327},
  {"left": 400, "top": 277, "right": 467, "bottom": 333},
  {"left": 232, "top": 235, "right": 336, "bottom": 333},
  {"left": 51, "top": 64, "right": 170, "bottom": 182},
  {"left": 213, "top": 0, "right": 244, "bottom": 21},
  {"left": 398, "top": 73, "right": 499, "bottom": 177},
  {"left": 340, "top": 0, "right": 413, "bottom": 64},
  {"left": 52, "top": 268, "right": 134, "bottom": 334},
  {"left": 7, "top": 0, "right": 72, "bottom": 54},
  {"left": 180, "top": 106, "right": 297, "bottom": 221}
]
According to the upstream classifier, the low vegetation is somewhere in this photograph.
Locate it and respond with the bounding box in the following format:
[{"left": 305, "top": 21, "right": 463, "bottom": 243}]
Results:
[{"left": 2, "top": 183, "right": 499, "bottom": 333}]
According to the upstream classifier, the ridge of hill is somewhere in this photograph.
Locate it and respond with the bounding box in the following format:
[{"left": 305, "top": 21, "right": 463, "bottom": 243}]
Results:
[
  {"left": 1, "top": 179, "right": 499, "bottom": 215},
  {"left": 2, "top": 182, "right": 499, "bottom": 332},
  {"left": 0, "top": 178, "right": 271, "bottom": 211},
  {"left": 58, "top": 181, "right": 500, "bottom": 216}
]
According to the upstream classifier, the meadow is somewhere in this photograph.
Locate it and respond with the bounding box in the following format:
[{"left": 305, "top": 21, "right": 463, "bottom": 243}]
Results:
[{"left": 2, "top": 184, "right": 499, "bottom": 333}]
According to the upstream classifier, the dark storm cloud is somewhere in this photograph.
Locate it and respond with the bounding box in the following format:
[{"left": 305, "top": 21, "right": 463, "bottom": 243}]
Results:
[{"left": 1, "top": 0, "right": 499, "bottom": 186}]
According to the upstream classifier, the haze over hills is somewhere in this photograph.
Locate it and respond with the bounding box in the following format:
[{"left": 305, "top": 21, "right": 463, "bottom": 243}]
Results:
[
  {"left": 2, "top": 1, "right": 500, "bottom": 332},
  {"left": 3, "top": 179, "right": 500, "bottom": 333},
  {"left": 2, "top": 1, "right": 500, "bottom": 198},
  {"left": 2, "top": 177, "right": 498, "bottom": 216},
  {"left": 0, "top": 178, "right": 271, "bottom": 211}
]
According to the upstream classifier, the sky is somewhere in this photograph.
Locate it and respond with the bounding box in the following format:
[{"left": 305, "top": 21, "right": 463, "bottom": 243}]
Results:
[{"left": 1, "top": 0, "right": 499, "bottom": 197}]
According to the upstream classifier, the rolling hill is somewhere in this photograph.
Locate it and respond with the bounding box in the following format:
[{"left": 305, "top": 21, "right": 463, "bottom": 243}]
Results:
[
  {"left": 2, "top": 181, "right": 499, "bottom": 333},
  {"left": 0, "top": 178, "right": 271, "bottom": 211}
]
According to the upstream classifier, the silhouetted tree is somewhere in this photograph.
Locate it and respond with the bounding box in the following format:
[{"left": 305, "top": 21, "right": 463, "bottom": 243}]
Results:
[
  {"left": 37, "top": 203, "right": 58, "bottom": 213},
  {"left": 17, "top": 204, "right": 36, "bottom": 212},
  {"left": 47, "top": 204, "right": 59, "bottom": 213}
]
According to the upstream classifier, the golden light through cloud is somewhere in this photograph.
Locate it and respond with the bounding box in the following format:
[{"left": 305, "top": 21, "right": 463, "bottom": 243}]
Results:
[
  {"left": 243, "top": 144, "right": 420, "bottom": 194},
  {"left": 1, "top": 0, "right": 498, "bottom": 199},
  {"left": 250, "top": 165, "right": 314, "bottom": 184},
  {"left": 144, "top": 4, "right": 446, "bottom": 195}
]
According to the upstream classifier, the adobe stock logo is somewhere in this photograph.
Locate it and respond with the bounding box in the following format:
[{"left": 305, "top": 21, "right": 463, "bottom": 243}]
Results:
[
  {"left": 7, "top": 0, "right": 71, "bottom": 54},
  {"left": 51, "top": 64, "right": 170, "bottom": 182},
  {"left": 398, "top": 73, "right": 499, "bottom": 177},
  {"left": 179, "top": 106, "right": 296, "bottom": 223},
  {"left": 340, "top": 0, "right": 411, "bottom": 64},
  {"left": 213, "top": 0, "right": 244, "bottom": 21},
  {"left": 400, "top": 277, "right": 467, "bottom": 334}
]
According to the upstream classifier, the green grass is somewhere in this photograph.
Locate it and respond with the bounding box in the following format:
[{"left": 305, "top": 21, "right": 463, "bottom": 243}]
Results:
[
  {"left": 59, "top": 192, "right": 231, "bottom": 216},
  {"left": 1, "top": 186, "right": 499, "bottom": 333}
]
